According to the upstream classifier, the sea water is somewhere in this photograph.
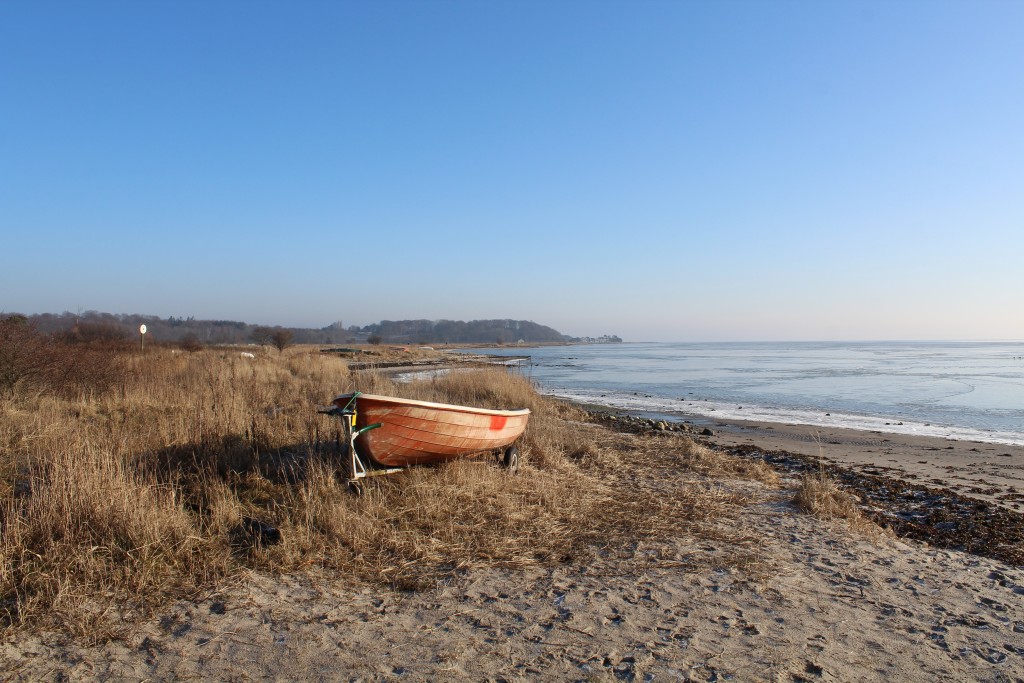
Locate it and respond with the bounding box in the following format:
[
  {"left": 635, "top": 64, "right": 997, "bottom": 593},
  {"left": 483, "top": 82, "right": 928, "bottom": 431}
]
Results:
[{"left": 468, "top": 342, "right": 1024, "bottom": 446}]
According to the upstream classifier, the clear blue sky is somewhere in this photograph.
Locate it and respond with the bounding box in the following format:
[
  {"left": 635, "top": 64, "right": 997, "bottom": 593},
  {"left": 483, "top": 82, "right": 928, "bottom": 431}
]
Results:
[{"left": 2, "top": 1, "right": 1022, "bottom": 341}]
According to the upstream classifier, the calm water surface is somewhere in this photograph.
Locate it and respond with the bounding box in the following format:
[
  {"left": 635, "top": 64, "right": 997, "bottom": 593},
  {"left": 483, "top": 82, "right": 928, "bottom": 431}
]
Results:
[{"left": 469, "top": 342, "right": 1024, "bottom": 445}]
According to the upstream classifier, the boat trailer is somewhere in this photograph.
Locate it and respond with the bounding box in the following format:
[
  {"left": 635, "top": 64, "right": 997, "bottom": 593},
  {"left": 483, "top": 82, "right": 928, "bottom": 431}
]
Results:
[{"left": 319, "top": 393, "right": 403, "bottom": 494}]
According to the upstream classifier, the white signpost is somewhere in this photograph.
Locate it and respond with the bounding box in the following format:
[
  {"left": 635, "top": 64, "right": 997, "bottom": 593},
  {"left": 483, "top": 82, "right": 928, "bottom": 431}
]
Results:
[{"left": 140, "top": 324, "right": 147, "bottom": 353}]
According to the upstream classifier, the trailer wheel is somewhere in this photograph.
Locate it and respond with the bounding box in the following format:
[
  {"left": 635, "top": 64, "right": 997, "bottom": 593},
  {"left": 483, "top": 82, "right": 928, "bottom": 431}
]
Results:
[
  {"left": 347, "top": 480, "right": 365, "bottom": 496},
  {"left": 502, "top": 446, "right": 520, "bottom": 474}
]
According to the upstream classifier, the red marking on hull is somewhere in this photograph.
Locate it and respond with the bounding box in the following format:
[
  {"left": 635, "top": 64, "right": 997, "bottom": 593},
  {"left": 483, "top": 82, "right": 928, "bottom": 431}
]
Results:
[{"left": 489, "top": 415, "right": 508, "bottom": 431}]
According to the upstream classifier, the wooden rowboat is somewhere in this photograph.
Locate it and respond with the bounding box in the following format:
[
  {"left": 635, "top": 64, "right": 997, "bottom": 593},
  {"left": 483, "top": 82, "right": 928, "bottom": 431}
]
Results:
[{"left": 329, "top": 392, "right": 530, "bottom": 472}]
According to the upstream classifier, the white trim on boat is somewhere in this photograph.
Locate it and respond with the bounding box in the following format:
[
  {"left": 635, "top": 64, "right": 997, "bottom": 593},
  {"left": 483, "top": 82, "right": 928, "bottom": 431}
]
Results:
[{"left": 334, "top": 392, "right": 531, "bottom": 417}]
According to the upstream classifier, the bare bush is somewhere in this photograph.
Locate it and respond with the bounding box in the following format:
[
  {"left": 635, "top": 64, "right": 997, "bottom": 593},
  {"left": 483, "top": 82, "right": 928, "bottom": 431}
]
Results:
[
  {"left": 793, "top": 469, "right": 886, "bottom": 537},
  {"left": 793, "top": 469, "right": 859, "bottom": 518},
  {"left": 271, "top": 329, "right": 294, "bottom": 354},
  {"left": 0, "top": 316, "right": 128, "bottom": 402},
  {"left": 61, "top": 321, "right": 130, "bottom": 345},
  {"left": 0, "top": 317, "right": 61, "bottom": 400},
  {"left": 179, "top": 333, "right": 204, "bottom": 352},
  {"left": 250, "top": 326, "right": 273, "bottom": 346}
]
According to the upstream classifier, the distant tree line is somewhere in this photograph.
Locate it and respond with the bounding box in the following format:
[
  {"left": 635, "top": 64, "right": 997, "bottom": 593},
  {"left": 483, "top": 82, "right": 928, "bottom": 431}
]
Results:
[
  {"left": 15, "top": 311, "right": 353, "bottom": 346},
  {"left": 357, "top": 319, "right": 566, "bottom": 344},
  {"left": 8, "top": 311, "right": 616, "bottom": 346}
]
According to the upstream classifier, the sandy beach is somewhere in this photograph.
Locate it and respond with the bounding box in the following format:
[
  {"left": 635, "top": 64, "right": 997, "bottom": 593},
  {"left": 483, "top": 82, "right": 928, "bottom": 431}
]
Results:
[
  {"left": 5, "top": 513, "right": 1023, "bottom": 682},
  {"left": 4, "top": 413, "right": 1024, "bottom": 681}
]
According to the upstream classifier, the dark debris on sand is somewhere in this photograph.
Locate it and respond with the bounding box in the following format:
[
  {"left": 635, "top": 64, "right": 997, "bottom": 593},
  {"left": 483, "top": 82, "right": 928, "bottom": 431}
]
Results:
[
  {"left": 726, "top": 444, "right": 1024, "bottom": 567},
  {"left": 588, "top": 410, "right": 1024, "bottom": 567}
]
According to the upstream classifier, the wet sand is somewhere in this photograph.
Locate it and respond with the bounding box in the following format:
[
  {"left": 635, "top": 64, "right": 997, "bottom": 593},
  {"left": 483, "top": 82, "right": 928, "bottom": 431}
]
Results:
[{"left": 700, "top": 417, "right": 1024, "bottom": 513}]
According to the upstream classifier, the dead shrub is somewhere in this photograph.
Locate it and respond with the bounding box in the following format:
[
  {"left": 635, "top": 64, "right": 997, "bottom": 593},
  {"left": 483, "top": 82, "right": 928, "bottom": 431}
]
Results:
[
  {"left": 793, "top": 469, "right": 860, "bottom": 518},
  {"left": 793, "top": 469, "right": 886, "bottom": 537},
  {"left": 53, "top": 345, "right": 129, "bottom": 399},
  {"left": 0, "top": 318, "right": 62, "bottom": 400},
  {"left": 60, "top": 321, "right": 130, "bottom": 345},
  {"left": 0, "top": 317, "right": 128, "bottom": 401},
  {"left": 178, "top": 333, "right": 204, "bottom": 352}
]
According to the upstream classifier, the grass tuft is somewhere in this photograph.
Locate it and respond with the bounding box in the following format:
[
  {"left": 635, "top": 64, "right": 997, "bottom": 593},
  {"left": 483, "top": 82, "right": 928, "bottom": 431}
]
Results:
[{"left": 793, "top": 468, "right": 887, "bottom": 537}]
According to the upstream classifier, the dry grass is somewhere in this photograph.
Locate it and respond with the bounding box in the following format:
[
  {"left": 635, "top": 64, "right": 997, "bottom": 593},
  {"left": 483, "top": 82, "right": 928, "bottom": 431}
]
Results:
[
  {"left": 793, "top": 469, "right": 860, "bottom": 519},
  {"left": 793, "top": 469, "right": 886, "bottom": 537},
  {"left": 0, "top": 345, "right": 772, "bottom": 637}
]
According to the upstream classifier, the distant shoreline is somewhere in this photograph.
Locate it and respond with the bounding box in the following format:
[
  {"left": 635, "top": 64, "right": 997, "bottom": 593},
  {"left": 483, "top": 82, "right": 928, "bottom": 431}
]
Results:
[
  {"left": 578, "top": 397, "right": 1024, "bottom": 515},
  {"left": 449, "top": 341, "right": 1024, "bottom": 446},
  {"left": 490, "top": 363, "right": 1024, "bottom": 514},
  {"left": 346, "top": 346, "right": 1024, "bottom": 515}
]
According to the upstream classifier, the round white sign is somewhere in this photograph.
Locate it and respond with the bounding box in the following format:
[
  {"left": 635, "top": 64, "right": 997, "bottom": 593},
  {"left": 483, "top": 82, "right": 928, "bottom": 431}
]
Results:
[{"left": 139, "top": 324, "right": 147, "bottom": 335}]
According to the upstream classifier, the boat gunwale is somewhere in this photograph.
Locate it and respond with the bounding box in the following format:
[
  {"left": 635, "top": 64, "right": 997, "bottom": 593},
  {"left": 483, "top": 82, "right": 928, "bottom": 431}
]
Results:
[{"left": 333, "top": 392, "right": 531, "bottom": 418}]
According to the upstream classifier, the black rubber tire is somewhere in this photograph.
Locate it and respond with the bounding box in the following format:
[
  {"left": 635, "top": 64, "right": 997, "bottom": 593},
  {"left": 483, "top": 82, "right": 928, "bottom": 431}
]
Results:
[{"left": 502, "top": 446, "right": 520, "bottom": 473}]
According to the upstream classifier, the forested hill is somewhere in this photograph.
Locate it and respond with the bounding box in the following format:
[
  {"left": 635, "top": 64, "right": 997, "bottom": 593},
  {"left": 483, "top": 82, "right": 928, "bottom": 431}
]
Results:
[
  {"left": 359, "top": 319, "right": 565, "bottom": 344},
  {"left": 12, "top": 312, "right": 585, "bottom": 345}
]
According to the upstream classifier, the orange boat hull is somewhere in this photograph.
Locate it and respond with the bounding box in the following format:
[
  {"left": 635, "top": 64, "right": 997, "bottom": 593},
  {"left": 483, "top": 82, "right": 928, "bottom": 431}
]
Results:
[{"left": 332, "top": 393, "right": 530, "bottom": 467}]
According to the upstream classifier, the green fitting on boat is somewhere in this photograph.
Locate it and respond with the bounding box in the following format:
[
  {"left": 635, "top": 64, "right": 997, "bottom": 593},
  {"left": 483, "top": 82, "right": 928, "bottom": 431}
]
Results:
[{"left": 354, "top": 423, "right": 381, "bottom": 438}]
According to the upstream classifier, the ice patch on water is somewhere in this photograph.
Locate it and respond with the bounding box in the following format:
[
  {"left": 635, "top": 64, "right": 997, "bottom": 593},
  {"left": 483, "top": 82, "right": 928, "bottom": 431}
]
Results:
[
  {"left": 394, "top": 357, "right": 527, "bottom": 383},
  {"left": 394, "top": 368, "right": 454, "bottom": 382}
]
